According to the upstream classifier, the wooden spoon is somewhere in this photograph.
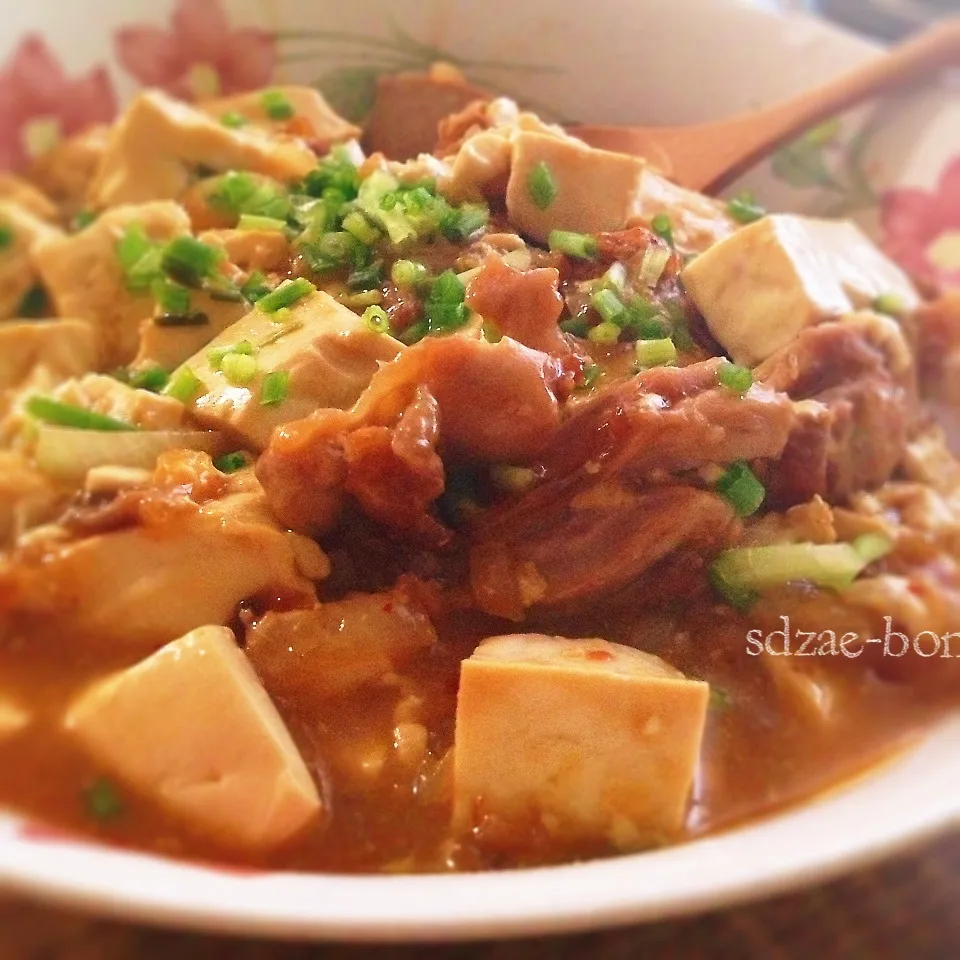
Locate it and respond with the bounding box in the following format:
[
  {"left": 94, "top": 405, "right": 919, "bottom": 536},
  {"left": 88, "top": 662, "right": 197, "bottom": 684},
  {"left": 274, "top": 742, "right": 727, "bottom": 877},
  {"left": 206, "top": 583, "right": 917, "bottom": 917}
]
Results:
[{"left": 567, "top": 17, "right": 960, "bottom": 194}]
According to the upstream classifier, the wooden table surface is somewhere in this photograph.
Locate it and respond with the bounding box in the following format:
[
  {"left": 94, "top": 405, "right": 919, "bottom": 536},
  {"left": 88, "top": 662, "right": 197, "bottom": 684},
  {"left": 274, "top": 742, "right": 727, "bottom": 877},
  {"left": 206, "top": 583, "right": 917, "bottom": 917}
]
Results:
[{"left": 1, "top": 833, "right": 957, "bottom": 959}]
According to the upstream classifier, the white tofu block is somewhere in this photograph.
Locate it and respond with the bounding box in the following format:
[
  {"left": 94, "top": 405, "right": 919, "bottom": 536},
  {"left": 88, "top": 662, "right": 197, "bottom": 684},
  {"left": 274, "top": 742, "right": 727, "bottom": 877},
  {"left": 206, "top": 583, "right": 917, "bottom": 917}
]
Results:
[
  {"left": 182, "top": 290, "right": 402, "bottom": 449},
  {"left": 682, "top": 214, "right": 920, "bottom": 367},
  {"left": 453, "top": 634, "right": 709, "bottom": 850},
  {"left": 64, "top": 625, "right": 322, "bottom": 851}
]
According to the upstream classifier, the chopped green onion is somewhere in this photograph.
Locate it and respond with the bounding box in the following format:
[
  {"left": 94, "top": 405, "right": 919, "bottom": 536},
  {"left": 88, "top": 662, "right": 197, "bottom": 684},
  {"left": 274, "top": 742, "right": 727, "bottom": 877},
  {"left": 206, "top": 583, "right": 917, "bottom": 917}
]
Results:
[
  {"left": 83, "top": 777, "right": 123, "bottom": 823},
  {"left": 261, "top": 89, "right": 295, "bottom": 120},
  {"left": 391, "top": 259, "right": 430, "bottom": 290},
  {"left": 0, "top": 225, "right": 15, "bottom": 250},
  {"left": 237, "top": 214, "right": 287, "bottom": 232},
  {"left": 717, "top": 360, "right": 753, "bottom": 393},
  {"left": 356, "top": 171, "right": 415, "bottom": 246},
  {"left": 447, "top": 202, "right": 489, "bottom": 240},
  {"left": 154, "top": 312, "right": 209, "bottom": 328},
  {"left": 163, "top": 366, "right": 204, "bottom": 403},
  {"left": 872, "top": 292, "right": 905, "bottom": 317},
  {"left": 25, "top": 396, "right": 136, "bottom": 432},
  {"left": 240, "top": 271, "right": 271, "bottom": 303},
  {"left": 221, "top": 352, "right": 258, "bottom": 386},
  {"left": 423, "top": 269, "right": 468, "bottom": 335},
  {"left": 715, "top": 462, "right": 766, "bottom": 517},
  {"left": 587, "top": 321, "right": 621, "bottom": 345},
  {"left": 151, "top": 278, "right": 191, "bottom": 315},
  {"left": 527, "top": 161, "right": 557, "bottom": 210},
  {"left": 710, "top": 534, "right": 893, "bottom": 603},
  {"left": 161, "top": 236, "right": 224, "bottom": 287},
  {"left": 207, "top": 339, "right": 255, "bottom": 370},
  {"left": 853, "top": 532, "right": 894, "bottom": 565},
  {"left": 651, "top": 213, "right": 674, "bottom": 246},
  {"left": 620, "top": 296, "right": 669, "bottom": 340},
  {"left": 128, "top": 366, "right": 170, "bottom": 393},
  {"left": 17, "top": 285, "right": 49, "bottom": 318},
  {"left": 639, "top": 245, "right": 670, "bottom": 287},
  {"left": 220, "top": 111, "right": 248, "bottom": 129},
  {"left": 347, "top": 259, "right": 383, "bottom": 291},
  {"left": 361, "top": 304, "right": 392, "bottom": 334},
  {"left": 481, "top": 319, "right": 502, "bottom": 343},
  {"left": 548, "top": 229, "right": 597, "bottom": 259},
  {"left": 260, "top": 370, "right": 290, "bottom": 406},
  {"left": 560, "top": 315, "right": 590, "bottom": 338},
  {"left": 726, "top": 191, "right": 766, "bottom": 224},
  {"left": 302, "top": 144, "right": 361, "bottom": 200},
  {"left": 117, "top": 224, "right": 162, "bottom": 292},
  {"left": 591, "top": 288, "right": 627, "bottom": 325},
  {"left": 635, "top": 337, "right": 677, "bottom": 368},
  {"left": 342, "top": 210, "right": 381, "bottom": 246},
  {"left": 214, "top": 450, "right": 249, "bottom": 473},
  {"left": 257, "top": 277, "right": 315, "bottom": 314},
  {"left": 599, "top": 262, "right": 628, "bottom": 295},
  {"left": 70, "top": 210, "right": 97, "bottom": 231},
  {"left": 577, "top": 364, "right": 602, "bottom": 391}
]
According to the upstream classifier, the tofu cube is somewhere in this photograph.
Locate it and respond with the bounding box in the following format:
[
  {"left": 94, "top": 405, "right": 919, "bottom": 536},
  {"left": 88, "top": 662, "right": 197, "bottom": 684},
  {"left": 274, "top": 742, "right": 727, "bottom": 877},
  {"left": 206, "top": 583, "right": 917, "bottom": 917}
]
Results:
[
  {"left": 453, "top": 634, "right": 709, "bottom": 850},
  {"left": 182, "top": 291, "right": 402, "bottom": 449},
  {"left": 682, "top": 214, "right": 921, "bottom": 367},
  {"left": 33, "top": 201, "right": 191, "bottom": 368},
  {"left": 0, "top": 320, "right": 98, "bottom": 397},
  {"left": 89, "top": 92, "right": 319, "bottom": 208},
  {"left": 64, "top": 625, "right": 323, "bottom": 851},
  {"left": 0, "top": 199, "right": 64, "bottom": 320}
]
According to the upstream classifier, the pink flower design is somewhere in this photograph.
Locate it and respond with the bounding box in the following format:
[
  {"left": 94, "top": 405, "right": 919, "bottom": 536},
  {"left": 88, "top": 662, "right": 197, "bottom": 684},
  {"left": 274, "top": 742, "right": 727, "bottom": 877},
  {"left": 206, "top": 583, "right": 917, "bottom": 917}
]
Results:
[
  {"left": 880, "top": 156, "right": 960, "bottom": 291},
  {"left": 0, "top": 36, "right": 118, "bottom": 171},
  {"left": 115, "top": 0, "right": 276, "bottom": 102}
]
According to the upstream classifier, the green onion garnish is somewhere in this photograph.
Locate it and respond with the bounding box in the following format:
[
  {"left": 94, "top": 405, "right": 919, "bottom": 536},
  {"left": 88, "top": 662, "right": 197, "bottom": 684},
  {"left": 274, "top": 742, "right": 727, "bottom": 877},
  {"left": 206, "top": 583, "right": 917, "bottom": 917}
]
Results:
[
  {"left": 560, "top": 315, "right": 590, "bottom": 338},
  {"left": 240, "top": 271, "right": 271, "bottom": 303},
  {"left": 256, "top": 277, "right": 315, "bottom": 314},
  {"left": 423, "top": 269, "right": 468, "bottom": 334},
  {"left": 342, "top": 210, "right": 381, "bottom": 246},
  {"left": 261, "top": 89, "right": 295, "bottom": 120},
  {"left": 260, "top": 370, "right": 290, "bottom": 406},
  {"left": 587, "top": 321, "right": 621, "bottom": 345},
  {"left": 214, "top": 450, "right": 248, "bottom": 473},
  {"left": 70, "top": 210, "right": 97, "bottom": 232},
  {"left": 715, "top": 461, "right": 765, "bottom": 517},
  {"left": 447, "top": 202, "right": 489, "bottom": 240},
  {"left": 548, "top": 230, "right": 598, "bottom": 259},
  {"left": 651, "top": 214, "right": 674, "bottom": 246},
  {"left": 726, "top": 191, "right": 766, "bottom": 224},
  {"left": 128, "top": 366, "right": 170, "bottom": 393},
  {"left": 161, "top": 236, "right": 224, "bottom": 288},
  {"left": 0, "top": 225, "right": 15, "bottom": 250},
  {"left": 527, "top": 161, "right": 557, "bottom": 210},
  {"left": 872, "top": 292, "right": 905, "bottom": 317},
  {"left": 116, "top": 223, "right": 163, "bottom": 292},
  {"left": 221, "top": 352, "right": 258, "bottom": 386},
  {"left": 17, "top": 285, "right": 49, "bottom": 318},
  {"left": 83, "top": 777, "right": 123, "bottom": 823},
  {"left": 635, "top": 337, "right": 677, "bottom": 368},
  {"left": 152, "top": 277, "right": 191, "bottom": 315},
  {"left": 361, "top": 304, "right": 391, "bottom": 335},
  {"left": 220, "top": 111, "right": 248, "bottom": 129},
  {"left": 717, "top": 360, "right": 753, "bottom": 393},
  {"left": 591, "top": 288, "right": 627, "bottom": 325},
  {"left": 207, "top": 339, "right": 255, "bottom": 370},
  {"left": 25, "top": 396, "right": 136, "bottom": 432},
  {"left": 237, "top": 214, "right": 287, "bottom": 232},
  {"left": 577, "top": 364, "right": 602, "bottom": 391},
  {"left": 347, "top": 260, "right": 383, "bottom": 292},
  {"left": 391, "top": 259, "right": 430, "bottom": 290},
  {"left": 154, "top": 312, "right": 209, "bottom": 328},
  {"left": 163, "top": 366, "right": 204, "bottom": 403}
]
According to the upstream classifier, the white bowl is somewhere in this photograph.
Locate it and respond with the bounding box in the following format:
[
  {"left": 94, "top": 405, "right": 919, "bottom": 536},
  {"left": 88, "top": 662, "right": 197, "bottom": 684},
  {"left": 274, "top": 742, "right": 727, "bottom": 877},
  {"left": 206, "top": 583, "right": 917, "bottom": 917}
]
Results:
[{"left": 0, "top": 0, "right": 958, "bottom": 941}]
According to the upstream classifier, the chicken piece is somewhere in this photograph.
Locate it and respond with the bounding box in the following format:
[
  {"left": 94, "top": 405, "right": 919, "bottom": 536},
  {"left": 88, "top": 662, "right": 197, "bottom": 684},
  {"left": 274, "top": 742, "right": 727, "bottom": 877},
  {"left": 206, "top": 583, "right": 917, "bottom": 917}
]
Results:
[
  {"left": 0, "top": 694, "right": 30, "bottom": 738},
  {"left": 64, "top": 625, "right": 322, "bottom": 851},
  {"left": 0, "top": 173, "right": 59, "bottom": 222},
  {"left": 0, "top": 199, "right": 64, "bottom": 320},
  {"left": 682, "top": 215, "right": 920, "bottom": 367},
  {"left": 505, "top": 132, "right": 734, "bottom": 254},
  {"left": 364, "top": 66, "right": 489, "bottom": 160},
  {"left": 33, "top": 201, "right": 191, "bottom": 368},
  {"left": 89, "top": 92, "right": 320, "bottom": 208},
  {"left": 246, "top": 582, "right": 438, "bottom": 701},
  {"left": 201, "top": 85, "right": 360, "bottom": 151},
  {"left": 27, "top": 125, "right": 110, "bottom": 217},
  {"left": 183, "top": 291, "right": 403, "bottom": 450},
  {"left": 52, "top": 373, "right": 186, "bottom": 430},
  {"left": 0, "top": 485, "right": 323, "bottom": 648},
  {"left": 132, "top": 290, "right": 249, "bottom": 374},
  {"left": 0, "top": 452, "right": 66, "bottom": 545},
  {"left": 453, "top": 634, "right": 709, "bottom": 851},
  {"left": 759, "top": 314, "right": 917, "bottom": 506}
]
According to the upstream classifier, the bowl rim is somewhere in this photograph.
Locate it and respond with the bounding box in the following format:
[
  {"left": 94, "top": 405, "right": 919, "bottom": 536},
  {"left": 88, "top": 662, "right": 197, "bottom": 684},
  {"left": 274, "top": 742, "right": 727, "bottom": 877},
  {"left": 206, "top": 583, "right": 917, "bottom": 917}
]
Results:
[{"left": 1, "top": 715, "right": 957, "bottom": 941}]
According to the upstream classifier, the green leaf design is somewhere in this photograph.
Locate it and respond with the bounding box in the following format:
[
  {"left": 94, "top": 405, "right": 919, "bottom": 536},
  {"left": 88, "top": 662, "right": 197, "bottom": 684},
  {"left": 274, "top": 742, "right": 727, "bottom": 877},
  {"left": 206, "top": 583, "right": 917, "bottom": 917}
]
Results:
[
  {"left": 316, "top": 66, "right": 385, "bottom": 122},
  {"left": 771, "top": 138, "right": 841, "bottom": 190}
]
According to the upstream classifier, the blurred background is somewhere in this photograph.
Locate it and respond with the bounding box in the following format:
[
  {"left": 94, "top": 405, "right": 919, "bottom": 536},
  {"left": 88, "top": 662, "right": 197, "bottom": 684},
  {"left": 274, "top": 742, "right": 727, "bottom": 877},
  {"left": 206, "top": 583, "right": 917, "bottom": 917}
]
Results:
[{"left": 809, "top": 0, "right": 958, "bottom": 40}]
